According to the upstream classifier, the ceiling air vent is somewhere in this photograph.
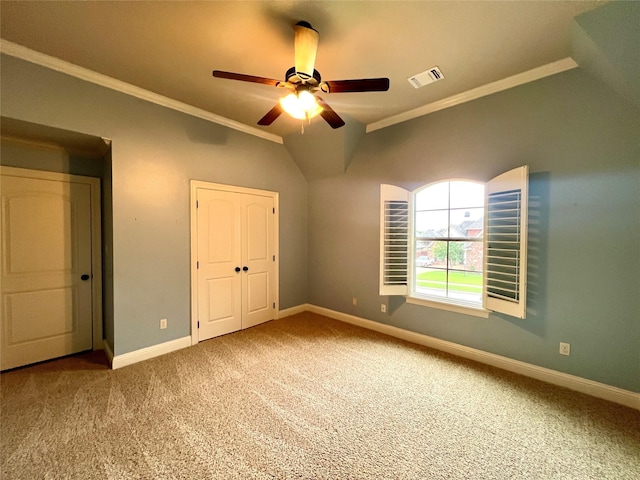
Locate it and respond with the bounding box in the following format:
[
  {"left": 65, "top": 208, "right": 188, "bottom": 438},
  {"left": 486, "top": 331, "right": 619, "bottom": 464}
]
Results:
[{"left": 408, "top": 66, "right": 444, "bottom": 89}]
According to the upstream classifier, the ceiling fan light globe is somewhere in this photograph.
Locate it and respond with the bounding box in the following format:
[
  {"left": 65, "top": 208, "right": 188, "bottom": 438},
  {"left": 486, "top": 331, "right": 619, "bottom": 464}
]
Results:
[
  {"left": 279, "top": 93, "right": 323, "bottom": 120},
  {"left": 306, "top": 103, "right": 324, "bottom": 120},
  {"left": 297, "top": 90, "right": 317, "bottom": 111}
]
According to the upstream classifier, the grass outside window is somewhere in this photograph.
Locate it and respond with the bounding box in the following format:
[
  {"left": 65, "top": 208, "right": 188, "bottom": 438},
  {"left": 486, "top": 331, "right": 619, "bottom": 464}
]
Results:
[{"left": 416, "top": 270, "right": 483, "bottom": 294}]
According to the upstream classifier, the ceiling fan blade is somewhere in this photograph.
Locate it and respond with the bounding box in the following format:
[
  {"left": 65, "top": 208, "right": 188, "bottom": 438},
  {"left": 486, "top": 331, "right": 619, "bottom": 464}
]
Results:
[
  {"left": 294, "top": 21, "right": 319, "bottom": 80},
  {"left": 316, "top": 97, "right": 345, "bottom": 129},
  {"left": 213, "top": 70, "right": 282, "bottom": 87},
  {"left": 320, "top": 78, "right": 390, "bottom": 93},
  {"left": 257, "top": 104, "right": 284, "bottom": 126}
]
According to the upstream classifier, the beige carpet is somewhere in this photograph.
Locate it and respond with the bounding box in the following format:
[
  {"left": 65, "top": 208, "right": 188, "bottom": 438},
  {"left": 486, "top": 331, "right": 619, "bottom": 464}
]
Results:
[{"left": 2, "top": 312, "right": 639, "bottom": 479}]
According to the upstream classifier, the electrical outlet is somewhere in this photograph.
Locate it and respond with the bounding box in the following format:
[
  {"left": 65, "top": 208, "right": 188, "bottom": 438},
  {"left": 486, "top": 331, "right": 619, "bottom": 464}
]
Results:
[
  {"left": 381, "top": 304, "right": 387, "bottom": 313},
  {"left": 160, "top": 318, "right": 167, "bottom": 330},
  {"left": 559, "top": 342, "right": 570, "bottom": 356},
  {"left": 352, "top": 297, "right": 358, "bottom": 306}
]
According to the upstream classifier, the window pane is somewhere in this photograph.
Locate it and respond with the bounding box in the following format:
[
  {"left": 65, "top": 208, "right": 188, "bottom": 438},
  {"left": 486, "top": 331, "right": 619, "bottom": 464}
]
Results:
[
  {"left": 415, "top": 240, "right": 435, "bottom": 268},
  {"left": 415, "top": 210, "right": 448, "bottom": 238},
  {"left": 450, "top": 207, "right": 484, "bottom": 239},
  {"left": 416, "top": 182, "right": 449, "bottom": 211},
  {"left": 415, "top": 240, "right": 432, "bottom": 256},
  {"left": 448, "top": 266, "right": 483, "bottom": 304},
  {"left": 450, "top": 181, "right": 484, "bottom": 209},
  {"left": 462, "top": 242, "right": 484, "bottom": 275},
  {"left": 415, "top": 266, "right": 447, "bottom": 298},
  {"left": 428, "top": 240, "right": 448, "bottom": 266}
]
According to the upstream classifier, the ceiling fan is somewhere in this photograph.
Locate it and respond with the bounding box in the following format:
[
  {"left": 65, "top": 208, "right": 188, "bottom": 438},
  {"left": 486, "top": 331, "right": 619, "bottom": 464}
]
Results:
[{"left": 212, "top": 21, "right": 390, "bottom": 130}]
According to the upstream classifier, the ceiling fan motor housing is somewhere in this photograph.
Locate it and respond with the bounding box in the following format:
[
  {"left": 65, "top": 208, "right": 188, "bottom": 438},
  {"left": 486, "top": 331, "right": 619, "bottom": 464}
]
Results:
[{"left": 285, "top": 66, "right": 322, "bottom": 87}]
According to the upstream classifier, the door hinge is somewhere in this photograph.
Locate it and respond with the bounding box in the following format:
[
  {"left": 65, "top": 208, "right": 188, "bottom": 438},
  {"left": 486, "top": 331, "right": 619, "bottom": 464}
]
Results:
[
  {"left": 273, "top": 255, "right": 275, "bottom": 261},
  {"left": 273, "top": 302, "right": 276, "bottom": 309},
  {"left": 197, "top": 321, "right": 200, "bottom": 328},
  {"left": 273, "top": 207, "right": 275, "bottom": 214},
  {"left": 197, "top": 261, "right": 199, "bottom": 269},
  {"left": 196, "top": 200, "right": 199, "bottom": 208}
]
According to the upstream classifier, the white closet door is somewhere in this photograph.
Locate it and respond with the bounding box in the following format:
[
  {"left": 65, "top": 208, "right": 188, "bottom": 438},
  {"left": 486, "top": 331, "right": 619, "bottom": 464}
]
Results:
[
  {"left": 196, "top": 187, "right": 275, "bottom": 342},
  {"left": 241, "top": 194, "right": 275, "bottom": 329},
  {"left": 196, "top": 188, "right": 242, "bottom": 341},
  {"left": 1, "top": 172, "right": 93, "bottom": 370}
]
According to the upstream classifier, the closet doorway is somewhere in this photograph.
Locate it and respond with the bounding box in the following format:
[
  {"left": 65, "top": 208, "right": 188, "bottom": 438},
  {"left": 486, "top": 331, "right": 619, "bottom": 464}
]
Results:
[{"left": 190, "top": 181, "right": 278, "bottom": 343}]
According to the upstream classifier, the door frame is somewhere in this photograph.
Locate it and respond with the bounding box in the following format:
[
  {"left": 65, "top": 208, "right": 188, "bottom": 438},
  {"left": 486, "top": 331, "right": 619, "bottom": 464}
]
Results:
[
  {"left": 190, "top": 180, "right": 279, "bottom": 346},
  {"left": 0, "top": 166, "right": 103, "bottom": 350}
]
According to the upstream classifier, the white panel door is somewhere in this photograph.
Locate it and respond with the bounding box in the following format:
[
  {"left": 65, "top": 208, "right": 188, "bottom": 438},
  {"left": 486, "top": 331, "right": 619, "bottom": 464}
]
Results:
[
  {"left": 195, "top": 186, "right": 275, "bottom": 342},
  {"left": 196, "top": 189, "right": 242, "bottom": 341},
  {"left": 1, "top": 173, "right": 93, "bottom": 370},
  {"left": 242, "top": 195, "right": 274, "bottom": 329}
]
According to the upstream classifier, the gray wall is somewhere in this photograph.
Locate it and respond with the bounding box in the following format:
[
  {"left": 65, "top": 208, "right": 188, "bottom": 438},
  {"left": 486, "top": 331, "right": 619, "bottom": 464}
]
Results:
[
  {"left": 2, "top": 53, "right": 638, "bottom": 393},
  {"left": 308, "top": 69, "right": 640, "bottom": 392},
  {"left": 102, "top": 147, "right": 115, "bottom": 351},
  {"left": 1, "top": 54, "right": 308, "bottom": 356},
  {"left": 0, "top": 140, "right": 104, "bottom": 177}
]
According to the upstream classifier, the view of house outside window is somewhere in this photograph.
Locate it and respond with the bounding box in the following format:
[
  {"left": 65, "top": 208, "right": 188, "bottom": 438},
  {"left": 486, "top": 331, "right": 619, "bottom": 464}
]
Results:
[{"left": 414, "top": 180, "right": 485, "bottom": 306}]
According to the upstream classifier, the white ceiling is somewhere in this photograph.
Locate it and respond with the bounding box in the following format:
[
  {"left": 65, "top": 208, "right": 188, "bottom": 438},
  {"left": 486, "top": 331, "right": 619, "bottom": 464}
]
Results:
[{"left": 1, "top": 1, "right": 604, "bottom": 138}]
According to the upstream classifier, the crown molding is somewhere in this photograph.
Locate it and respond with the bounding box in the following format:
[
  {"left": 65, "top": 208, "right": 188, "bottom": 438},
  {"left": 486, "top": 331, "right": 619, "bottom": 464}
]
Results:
[
  {"left": 1, "top": 38, "right": 577, "bottom": 141},
  {"left": 0, "top": 39, "right": 283, "bottom": 145},
  {"left": 367, "top": 57, "right": 579, "bottom": 133}
]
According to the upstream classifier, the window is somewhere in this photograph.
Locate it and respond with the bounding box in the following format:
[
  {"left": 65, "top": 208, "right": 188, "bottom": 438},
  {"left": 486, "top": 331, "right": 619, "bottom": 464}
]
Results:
[
  {"left": 380, "top": 166, "right": 528, "bottom": 319},
  {"left": 414, "top": 180, "right": 485, "bottom": 307}
]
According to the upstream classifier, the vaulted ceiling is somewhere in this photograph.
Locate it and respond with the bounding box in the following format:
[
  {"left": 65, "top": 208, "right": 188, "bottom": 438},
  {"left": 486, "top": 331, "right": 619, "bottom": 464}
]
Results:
[{"left": 2, "top": 1, "right": 625, "bottom": 180}]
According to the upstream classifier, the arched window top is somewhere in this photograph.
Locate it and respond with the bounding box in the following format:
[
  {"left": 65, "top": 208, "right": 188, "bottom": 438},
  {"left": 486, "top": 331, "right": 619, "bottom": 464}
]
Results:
[{"left": 415, "top": 180, "right": 484, "bottom": 211}]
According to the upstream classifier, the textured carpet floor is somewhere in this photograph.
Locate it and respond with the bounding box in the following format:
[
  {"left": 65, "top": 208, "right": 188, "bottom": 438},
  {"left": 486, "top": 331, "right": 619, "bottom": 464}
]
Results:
[{"left": 1, "top": 312, "right": 639, "bottom": 479}]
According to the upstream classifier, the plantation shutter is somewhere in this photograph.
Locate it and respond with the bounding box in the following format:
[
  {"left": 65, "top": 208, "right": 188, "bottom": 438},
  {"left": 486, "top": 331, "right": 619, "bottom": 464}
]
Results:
[
  {"left": 380, "top": 184, "right": 409, "bottom": 296},
  {"left": 484, "top": 166, "right": 529, "bottom": 318}
]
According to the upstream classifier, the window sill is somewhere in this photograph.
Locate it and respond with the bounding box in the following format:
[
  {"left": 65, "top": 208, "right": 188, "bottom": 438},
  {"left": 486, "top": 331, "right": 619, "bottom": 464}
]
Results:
[{"left": 406, "top": 295, "right": 490, "bottom": 318}]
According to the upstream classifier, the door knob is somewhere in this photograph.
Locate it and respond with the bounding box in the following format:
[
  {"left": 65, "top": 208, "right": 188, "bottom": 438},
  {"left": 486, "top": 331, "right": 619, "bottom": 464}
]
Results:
[
  {"left": 242, "top": 266, "right": 249, "bottom": 272},
  {"left": 235, "top": 267, "right": 241, "bottom": 273},
  {"left": 81, "top": 274, "right": 90, "bottom": 281}
]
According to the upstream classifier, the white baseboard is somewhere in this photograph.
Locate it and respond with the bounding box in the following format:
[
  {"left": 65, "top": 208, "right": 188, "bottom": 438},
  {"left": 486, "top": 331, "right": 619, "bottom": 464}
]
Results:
[
  {"left": 301, "top": 304, "right": 639, "bottom": 411},
  {"left": 278, "top": 304, "right": 310, "bottom": 319},
  {"left": 109, "top": 305, "right": 307, "bottom": 370},
  {"left": 110, "top": 336, "right": 191, "bottom": 370}
]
